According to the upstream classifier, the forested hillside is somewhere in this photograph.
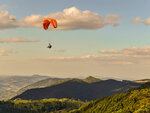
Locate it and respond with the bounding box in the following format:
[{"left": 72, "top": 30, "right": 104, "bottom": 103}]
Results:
[
  {"left": 70, "top": 82, "right": 150, "bottom": 113},
  {"left": 1, "top": 82, "right": 150, "bottom": 113},
  {"left": 0, "top": 98, "right": 84, "bottom": 113}
]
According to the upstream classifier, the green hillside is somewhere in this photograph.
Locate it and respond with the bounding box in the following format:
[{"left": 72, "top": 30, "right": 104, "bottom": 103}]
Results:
[
  {"left": 70, "top": 82, "right": 150, "bottom": 113},
  {"left": 0, "top": 98, "right": 85, "bottom": 113}
]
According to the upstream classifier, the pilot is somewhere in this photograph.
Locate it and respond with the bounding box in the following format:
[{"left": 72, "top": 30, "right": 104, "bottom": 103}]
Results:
[{"left": 47, "top": 43, "right": 52, "bottom": 49}]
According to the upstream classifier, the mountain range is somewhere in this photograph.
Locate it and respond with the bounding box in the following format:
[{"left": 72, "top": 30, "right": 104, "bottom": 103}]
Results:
[{"left": 12, "top": 76, "right": 141, "bottom": 101}]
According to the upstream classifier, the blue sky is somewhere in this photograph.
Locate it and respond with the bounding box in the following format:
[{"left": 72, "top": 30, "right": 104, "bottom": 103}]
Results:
[
  {"left": 1, "top": 0, "right": 149, "bottom": 16},
  {"left": 0, "top": 0, "right": 150, "bottom": 79}
]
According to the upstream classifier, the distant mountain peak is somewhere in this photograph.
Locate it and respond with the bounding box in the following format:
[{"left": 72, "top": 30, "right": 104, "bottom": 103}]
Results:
[{"left": 83, "top": 76, "right": 102, "bottom": 83}]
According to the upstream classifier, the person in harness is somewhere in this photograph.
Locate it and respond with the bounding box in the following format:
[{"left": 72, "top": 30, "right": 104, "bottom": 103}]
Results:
[{"left": 47, "top": 43, "right": 52, "bottom": 49}]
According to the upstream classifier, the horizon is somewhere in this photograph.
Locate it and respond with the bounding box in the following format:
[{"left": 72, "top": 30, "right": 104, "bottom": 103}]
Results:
[
  {"left": 0, "top": 74, "right": 148, "bottom": 81},
  {"left": 1, "top": 0, "right": 150, "bottom": 79}
]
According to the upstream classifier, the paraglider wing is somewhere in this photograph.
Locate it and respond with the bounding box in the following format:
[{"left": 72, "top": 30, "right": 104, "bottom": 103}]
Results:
[
  {"left": 43, "top": 18, "right": 57, "bottom": 30},
  {"left": 43, "top": 19, "right": 51, "bottom": 30},
  {"left": 50, "top": 19, "right": 57, "bottom": 28}
]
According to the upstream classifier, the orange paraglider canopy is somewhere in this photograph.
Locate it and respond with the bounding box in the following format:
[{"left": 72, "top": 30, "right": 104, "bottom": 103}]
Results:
[{"left": 43, "top": 18, "right": 57, "bottom": 30}]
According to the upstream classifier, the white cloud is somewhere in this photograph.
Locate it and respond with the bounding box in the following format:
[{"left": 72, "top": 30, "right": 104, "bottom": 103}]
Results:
[
  {"left": 0, "top": 10, "right": 18, "bottom": 30},
  {"left": 132, "top": 17, "right": 150, "bottom": 25},
  {"left": 0, "top": 37, "right": 39, "bottom": 43},
  {"left": 33, "top": 55, "right": 134, "bottom": 65},
  {"left": 0, "top": 6, "right": 121, "bottom": 30},
  {"left": 144, "top": 18, "right": 150, "bottom": 25},
  {"left": 33, "top": 55, "right": 104, "bottom": 61},
  {"left": 132, "top": 17, "right": 142, "bottom": 23},
  {"left": 19, "top": 7, "right": 121, "bottom": 30},
  {"left": 19, "top": 15, "right": 43, "bottom": 28},
  {"left": 33, "top": 47, "right": 150, "bottom": 65},
  {"left": 0, "top": 50, "right": 13, "bottom": 56},
  {"left": 34, "top": 56, "right": 80, "bottom": 61},
  {"left": 99, "top": 47, "right": 150, "bottom": 57}
]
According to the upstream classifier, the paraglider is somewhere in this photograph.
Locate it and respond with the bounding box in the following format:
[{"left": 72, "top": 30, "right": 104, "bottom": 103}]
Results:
[
  {"left": 43, "top": 18, "right": 57, "bottom": 30},
  {"left": 47, "top": 43, "right": 52, "bottom": 49},
  {"left": 43, "top": 18, "right": 57, "bottom": 49}
]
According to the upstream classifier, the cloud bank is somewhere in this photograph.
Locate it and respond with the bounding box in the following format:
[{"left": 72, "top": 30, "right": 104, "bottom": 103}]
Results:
[
  {"left": 33, "top": 47, "right": 150, "bottom": 65},
  {"left": 20, "top": 7, "right": 121, "bottom": 30},
  {"left": 99, "top": 47, "right": 150, "bottom": 57},
  {"left": 132, "top": 17, "right": 150, "bottom": 25},
  {"left": 0, "top": 6, "right": 121, "bottom": 30},
  {"left": 33, "top": 55, "right": 134, "bottom": 65},
  {"left": 0, "top": 37, "right": 39, "bottom": 43}
]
